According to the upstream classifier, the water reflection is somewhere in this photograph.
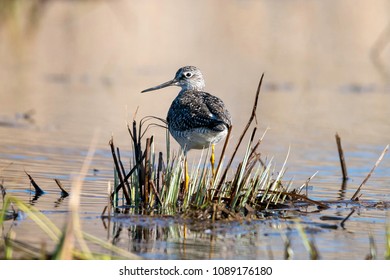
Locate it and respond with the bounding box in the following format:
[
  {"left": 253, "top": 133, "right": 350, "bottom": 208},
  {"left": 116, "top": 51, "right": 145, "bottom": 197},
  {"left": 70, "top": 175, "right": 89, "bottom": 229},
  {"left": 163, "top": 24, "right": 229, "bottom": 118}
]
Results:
[
  {"left": 96, "top": 200, "right": 389, "bottom": 260},
  {"left": 337, "top": 180, "right": 348, "bottom": 201}
]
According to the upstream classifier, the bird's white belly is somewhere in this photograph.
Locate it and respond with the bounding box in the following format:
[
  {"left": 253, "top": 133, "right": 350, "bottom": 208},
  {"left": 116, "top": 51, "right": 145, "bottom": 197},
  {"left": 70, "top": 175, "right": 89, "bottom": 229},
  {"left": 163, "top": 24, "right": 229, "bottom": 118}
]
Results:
[{"left": 171, "top": 128, "right": 228, "bottom": 150}]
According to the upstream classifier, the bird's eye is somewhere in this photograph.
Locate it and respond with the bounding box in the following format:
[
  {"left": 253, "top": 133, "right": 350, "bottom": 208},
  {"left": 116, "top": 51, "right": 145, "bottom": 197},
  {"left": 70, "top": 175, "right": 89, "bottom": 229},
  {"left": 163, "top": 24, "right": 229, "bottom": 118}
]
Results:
[{"left": 184, "top": 72, "right": 193, "bottom": 78}]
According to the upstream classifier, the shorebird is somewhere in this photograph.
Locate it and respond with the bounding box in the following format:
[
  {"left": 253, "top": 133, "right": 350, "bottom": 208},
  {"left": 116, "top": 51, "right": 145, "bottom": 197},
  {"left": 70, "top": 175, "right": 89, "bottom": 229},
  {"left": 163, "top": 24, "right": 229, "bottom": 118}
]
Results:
[{"left": 141, "top": 66, "right": 232, "bottom": 189}]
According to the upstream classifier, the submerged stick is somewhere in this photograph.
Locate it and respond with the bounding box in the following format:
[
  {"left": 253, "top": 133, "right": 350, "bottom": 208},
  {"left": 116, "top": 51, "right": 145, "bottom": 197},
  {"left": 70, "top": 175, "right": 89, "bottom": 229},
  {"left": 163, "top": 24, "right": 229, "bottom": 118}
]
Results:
[
  {"left": 25, "top": 171, "right": 45, "bottom": 195},
  {"left": 0, "top": 181, "right": 6, "bottom": 200},
  {"left": 214, "top": 73, "right": 264, "bottom": 198},
  {"left": 351, "top": 144, "right": 389, "bottom": 200},
  {"left": 340, "top": 209, "right": 356, "bottom": 229},
  {"left": 335, "top": 133, "right": 348, "bottom": 180},
  {"left": 54, "top": 179, "right": 69, "bottom": 197}
]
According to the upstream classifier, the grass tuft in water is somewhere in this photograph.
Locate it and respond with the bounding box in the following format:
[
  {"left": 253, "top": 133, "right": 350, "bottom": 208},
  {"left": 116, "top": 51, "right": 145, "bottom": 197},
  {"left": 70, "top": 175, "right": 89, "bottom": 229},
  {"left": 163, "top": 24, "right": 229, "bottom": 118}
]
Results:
[{"left": 108, "top": 74, "right": 321, "bottom": 219}]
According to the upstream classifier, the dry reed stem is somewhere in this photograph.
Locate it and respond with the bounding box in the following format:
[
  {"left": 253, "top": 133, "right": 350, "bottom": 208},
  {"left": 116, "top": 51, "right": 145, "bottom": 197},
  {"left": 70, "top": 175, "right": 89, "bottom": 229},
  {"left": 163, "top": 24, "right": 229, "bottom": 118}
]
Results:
[
  {"left": 149, "top": 180, "right": 163, "bottom": 206},
  {"left": 116, "top": 147, "right": 132, "bottom": 200},
  {"left": 298, "top": 171, "right": 319, "bottom": 195},
  {"left": 335, "top": 133, "right": 348, "bottom": 180},
  {"left": 109, "top": 137, "right": 131, "bottom": 204},
  {"left": 144, "top": 138, "right": 150, "bottom": 204},
  {"left": 213, "top": 126, "right": 232, "bottom": 183},
  {"left": 280, "top": 191, "right": 329, "bottom": 209},
  {"left": 214, "top": 73, "right": 264, "bottom": 198},
  {"left": 351, "top": 144, "right": 389, "bottom": 200}
]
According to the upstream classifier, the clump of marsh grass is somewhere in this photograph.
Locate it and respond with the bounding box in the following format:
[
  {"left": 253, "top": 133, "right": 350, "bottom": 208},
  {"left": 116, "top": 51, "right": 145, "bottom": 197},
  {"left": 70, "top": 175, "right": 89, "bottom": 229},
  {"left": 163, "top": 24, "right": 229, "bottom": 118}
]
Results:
[{"left": 108, "top": 74, "right": 324, "bottom": 219}]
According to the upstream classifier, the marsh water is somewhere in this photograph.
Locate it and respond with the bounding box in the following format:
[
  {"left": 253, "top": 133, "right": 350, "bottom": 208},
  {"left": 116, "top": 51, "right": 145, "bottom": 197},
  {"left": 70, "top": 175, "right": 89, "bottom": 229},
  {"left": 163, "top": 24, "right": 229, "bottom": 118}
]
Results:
[{"left": 1, "top": 0, "right": 390, "bottom": 259}]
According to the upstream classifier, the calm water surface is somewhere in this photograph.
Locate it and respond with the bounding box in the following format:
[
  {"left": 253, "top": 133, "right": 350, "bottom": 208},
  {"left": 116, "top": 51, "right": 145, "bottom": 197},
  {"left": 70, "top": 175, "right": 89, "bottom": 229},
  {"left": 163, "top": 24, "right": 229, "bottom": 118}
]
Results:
[{"left": 0, "top": 0, "right": 390, "bottom": 259}]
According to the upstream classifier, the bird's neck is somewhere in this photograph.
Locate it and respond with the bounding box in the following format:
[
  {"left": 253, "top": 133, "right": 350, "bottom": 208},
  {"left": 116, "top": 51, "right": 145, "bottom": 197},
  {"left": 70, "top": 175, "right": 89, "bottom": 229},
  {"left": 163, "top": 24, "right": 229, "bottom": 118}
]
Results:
[{"left": 180, "top": 84, "right": 205, "bottom": 92}]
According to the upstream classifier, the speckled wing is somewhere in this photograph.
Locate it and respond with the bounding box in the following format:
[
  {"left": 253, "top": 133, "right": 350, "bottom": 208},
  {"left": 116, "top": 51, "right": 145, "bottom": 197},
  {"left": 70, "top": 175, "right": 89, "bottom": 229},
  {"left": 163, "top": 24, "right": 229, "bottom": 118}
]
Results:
[{"left": 167, "top": 90, "right": 232, "bottom": 132}]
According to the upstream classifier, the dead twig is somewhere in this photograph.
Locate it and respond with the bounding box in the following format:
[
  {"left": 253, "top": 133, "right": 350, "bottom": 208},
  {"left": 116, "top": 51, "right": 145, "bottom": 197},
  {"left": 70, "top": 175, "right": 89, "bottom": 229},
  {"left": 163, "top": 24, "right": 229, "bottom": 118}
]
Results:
[
  {"left": 340, "top": 209, "right": 356, "bottom": 229},
  {"left": 149, "top": 180, "right": 163, "bottom": 206},
  {"left": 283, "top": 191, "right": 329, "bottom": 209},
  {"left": 116, "top": 147, "right": 132, "bottom": 202},
  {"left": 298, "top": 171, "right": 319, "bottom": 196},
  {"left": 109, "top": 137, "right": 131, "bottom": 205},
  {"left": 335, "top": 133, "right": 348, "bottom": 180},
  {"left": 54, "top": 179, "right": 69, "bottom": 197},
  {"left": 214, "top": 125, "right": 232, "bottom": 182},
  {"left": 351, "top": 144, "right": 389, "bottom": 200},
  {"left": 214, "top": 73, "right": 264, "bottom": 198},
  {"left": 0, "top": 181, "right": 6, "bottom": 201},
  {"left": 25, "top": 171, "right": 45, "bottom": 195},
  {"left": 110, "top": 149, "right": 147, "bottom": 201}
]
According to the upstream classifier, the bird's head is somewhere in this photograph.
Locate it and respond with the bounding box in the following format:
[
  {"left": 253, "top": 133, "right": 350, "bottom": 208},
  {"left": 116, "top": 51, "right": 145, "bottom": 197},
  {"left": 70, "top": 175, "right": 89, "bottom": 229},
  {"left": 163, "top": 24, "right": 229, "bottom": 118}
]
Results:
[{"left": 141, "top": 66, "right": 205, "bottom": 93}]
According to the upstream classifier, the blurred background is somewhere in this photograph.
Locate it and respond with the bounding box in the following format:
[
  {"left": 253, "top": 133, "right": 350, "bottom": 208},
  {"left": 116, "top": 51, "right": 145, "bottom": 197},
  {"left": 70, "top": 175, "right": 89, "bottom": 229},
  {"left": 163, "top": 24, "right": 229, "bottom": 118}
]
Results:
[
  {"left": 0, "top": 0, "right": 389, "bottom": 182},
  {"left": 1, "top": 0, "right": 390, "bottom": 260}
]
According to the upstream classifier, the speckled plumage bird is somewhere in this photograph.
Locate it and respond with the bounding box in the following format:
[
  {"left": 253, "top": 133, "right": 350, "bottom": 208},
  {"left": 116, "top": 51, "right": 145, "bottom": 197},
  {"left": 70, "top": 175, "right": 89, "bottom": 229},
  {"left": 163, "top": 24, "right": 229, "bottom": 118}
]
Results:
[{"left": 141, "top": 66, "right": 232, "bottom": 153}]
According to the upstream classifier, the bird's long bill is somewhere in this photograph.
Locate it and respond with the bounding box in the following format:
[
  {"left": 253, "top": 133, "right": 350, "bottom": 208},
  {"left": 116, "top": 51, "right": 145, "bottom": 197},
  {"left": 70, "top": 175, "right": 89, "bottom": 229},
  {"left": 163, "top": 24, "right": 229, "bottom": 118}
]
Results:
[{"left": 141, "top": 79, "right": 177, "bottom": 93}]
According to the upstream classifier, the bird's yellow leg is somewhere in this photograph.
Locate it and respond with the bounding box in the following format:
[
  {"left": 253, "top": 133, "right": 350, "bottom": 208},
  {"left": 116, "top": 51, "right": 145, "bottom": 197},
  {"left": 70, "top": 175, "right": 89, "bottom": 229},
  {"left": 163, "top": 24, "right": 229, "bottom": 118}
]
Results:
[
  {"left": 184, "top": 157, "right": 189, "bottom": 193},
  {"left": 210, "top": 144, "right": 215, "bottom": 178}
]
